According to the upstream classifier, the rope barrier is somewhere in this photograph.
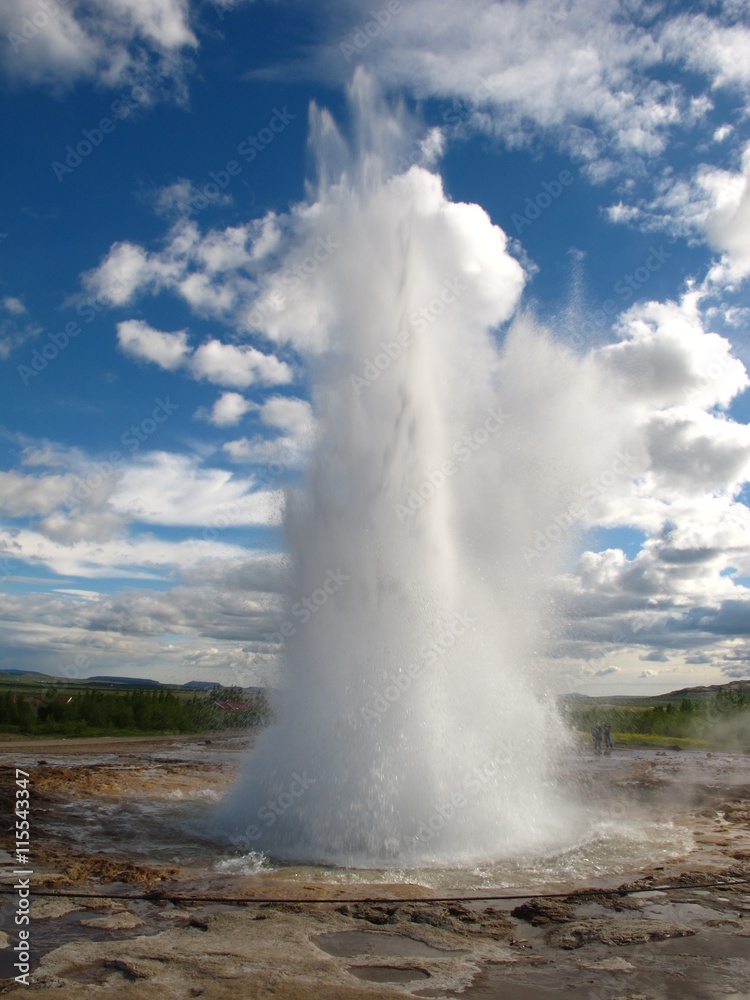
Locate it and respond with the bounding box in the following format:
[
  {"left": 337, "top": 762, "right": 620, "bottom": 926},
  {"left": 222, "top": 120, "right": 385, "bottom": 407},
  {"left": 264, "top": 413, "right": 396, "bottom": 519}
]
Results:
[{"left": 2, "top": 876, "right": 748, "bottom": 907}]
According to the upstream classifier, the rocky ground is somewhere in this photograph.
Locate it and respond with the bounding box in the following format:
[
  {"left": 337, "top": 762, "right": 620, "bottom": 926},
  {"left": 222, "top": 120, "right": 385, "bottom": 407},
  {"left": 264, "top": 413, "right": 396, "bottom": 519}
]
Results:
[{"left": 0, "top": 734, "right": 748, "bottom": 999}]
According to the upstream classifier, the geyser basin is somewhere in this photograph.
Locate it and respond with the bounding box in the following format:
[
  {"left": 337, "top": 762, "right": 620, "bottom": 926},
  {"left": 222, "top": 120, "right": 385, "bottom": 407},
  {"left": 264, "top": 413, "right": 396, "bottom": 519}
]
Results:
[
  {"left": 13, "top": 737, "right": 721, "bottom": 897},
  {"left": 215, "top": 75, "right": 626, "bottom": 867}
]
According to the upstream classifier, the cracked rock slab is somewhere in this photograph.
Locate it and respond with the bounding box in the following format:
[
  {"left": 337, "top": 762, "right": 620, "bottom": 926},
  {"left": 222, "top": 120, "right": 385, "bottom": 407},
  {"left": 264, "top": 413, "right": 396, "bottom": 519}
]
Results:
[{"left": 546, "top": 917, "right": 697, "bottom": 950}]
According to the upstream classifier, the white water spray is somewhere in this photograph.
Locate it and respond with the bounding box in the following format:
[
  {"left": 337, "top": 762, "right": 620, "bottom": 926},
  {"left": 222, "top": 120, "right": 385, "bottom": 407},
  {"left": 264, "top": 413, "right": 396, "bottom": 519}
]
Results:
[{"left": 217, "top": 75, "right": 623, "bottom": 866}]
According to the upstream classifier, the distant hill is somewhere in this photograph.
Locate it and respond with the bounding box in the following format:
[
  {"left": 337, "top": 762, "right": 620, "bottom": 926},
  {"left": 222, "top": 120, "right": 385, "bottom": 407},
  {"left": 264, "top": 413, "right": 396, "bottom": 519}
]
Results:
[
  {"left": 86, "top": 676, "right": 162, "bottom": 687},
  {"left": 563, "top": 678, "right": 750, "bottom": 705},
  {"left": 0, "top": 669, "right": 50, "bottom": 677},
  {"left": 0, "top": 670, "right": 264, "bottom": 694},
  {"left": 653, "top": 679, "right": 750, "bottom": 702}
]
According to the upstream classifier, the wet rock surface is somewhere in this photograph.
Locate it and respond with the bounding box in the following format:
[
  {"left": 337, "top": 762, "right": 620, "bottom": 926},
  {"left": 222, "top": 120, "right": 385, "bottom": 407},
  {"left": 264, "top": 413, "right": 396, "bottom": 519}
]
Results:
[
  {"left": 336, "top": 901, "right": 514, "bottom": 940},
  {"left": 511, "top": 897, "right": 575, "bottom": 925},
  {"left": 544, "top": 916, "right": 696, "bottom": 950},
  {"left": 0, "top": 736, "right": 749, "bottom": 998}
]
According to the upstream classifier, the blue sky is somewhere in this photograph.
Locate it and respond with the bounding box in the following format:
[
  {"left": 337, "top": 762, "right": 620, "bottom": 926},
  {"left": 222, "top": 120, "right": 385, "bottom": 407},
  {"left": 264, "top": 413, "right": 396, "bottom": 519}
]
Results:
[{"left": 1, "top": 0, "right": 749, "bottom": 694}]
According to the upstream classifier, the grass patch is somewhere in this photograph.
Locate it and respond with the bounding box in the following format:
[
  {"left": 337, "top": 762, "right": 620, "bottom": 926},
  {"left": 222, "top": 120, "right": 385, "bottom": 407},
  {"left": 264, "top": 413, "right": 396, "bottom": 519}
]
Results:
[
  {"left": 0, "top": 725, "right": 210, "bottom": 739},
  {"left": 613, "top": 732, "right": 709, "bottom": 750}
]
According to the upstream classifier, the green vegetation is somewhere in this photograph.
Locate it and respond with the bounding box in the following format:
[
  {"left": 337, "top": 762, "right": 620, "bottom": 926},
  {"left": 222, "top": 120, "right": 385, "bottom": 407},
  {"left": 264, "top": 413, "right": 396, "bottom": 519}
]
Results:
[
  {"left": 564, "top": 687, "right": 750, "bottom": 749},
  {"left": 612, "top": 733, "right": 709, "bottom": 750},
  {"left": 0, "top": 685, "right": 271, "bottom": 737}
]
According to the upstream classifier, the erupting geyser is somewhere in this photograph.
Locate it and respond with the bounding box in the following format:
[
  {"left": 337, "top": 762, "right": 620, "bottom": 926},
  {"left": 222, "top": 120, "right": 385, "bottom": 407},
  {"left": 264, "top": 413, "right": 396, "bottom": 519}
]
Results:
[{"left": 217, "top": 74, "right": 622, "bottom": 866}]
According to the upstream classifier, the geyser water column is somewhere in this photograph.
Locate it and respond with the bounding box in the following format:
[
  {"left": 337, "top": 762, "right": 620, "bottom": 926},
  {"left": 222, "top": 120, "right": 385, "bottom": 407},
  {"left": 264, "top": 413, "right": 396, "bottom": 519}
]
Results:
[{"left": 217, "top": 78, "right": 620, "bottom": 866}]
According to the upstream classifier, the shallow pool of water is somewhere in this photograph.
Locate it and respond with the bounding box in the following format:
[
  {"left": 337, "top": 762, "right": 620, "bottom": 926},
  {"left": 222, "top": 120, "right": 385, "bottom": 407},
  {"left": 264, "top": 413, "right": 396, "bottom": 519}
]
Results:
[{"left": 34, "top": 744, "right": 725, "bottom": 895}]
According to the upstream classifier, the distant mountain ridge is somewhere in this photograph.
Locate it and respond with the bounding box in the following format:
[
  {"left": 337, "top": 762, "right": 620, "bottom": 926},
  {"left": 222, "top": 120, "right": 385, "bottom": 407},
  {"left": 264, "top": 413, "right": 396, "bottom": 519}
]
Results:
[
  {"left": 654, "top": 679, "right": 750, "bottom": 700},
  {"left": 0, "top": 669, "right": 49, "bottom": 677},
  {"left": 87, "top": 675, "right": 161, "bottom": 686},
  {"left": 563, "top": 678, "right": 749, "bottom": 703},
  {"left": 0, "top": 669, "right": 229, "bottom": 690}
]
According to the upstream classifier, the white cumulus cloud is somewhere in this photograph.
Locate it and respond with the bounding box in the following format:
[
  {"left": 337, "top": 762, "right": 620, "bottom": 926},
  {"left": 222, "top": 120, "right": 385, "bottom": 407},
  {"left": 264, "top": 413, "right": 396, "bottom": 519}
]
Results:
[
  {"left": 190, "top": 339, "right": 292, "bottom": 389},
  {"left": 111, "top": 451, "right": 281, "bottom": 527},
  {"left": 117, "top": 319, "right": 191, "bottom": 370},
  {"left": 0, "top": 0, "right": 197, "bottom": 91},
  {"left": 198, "top": 391, "right": 255, "bottom": 427},
  {"left": 115, "top": 320, "right": 292, "bottom": 389}
]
